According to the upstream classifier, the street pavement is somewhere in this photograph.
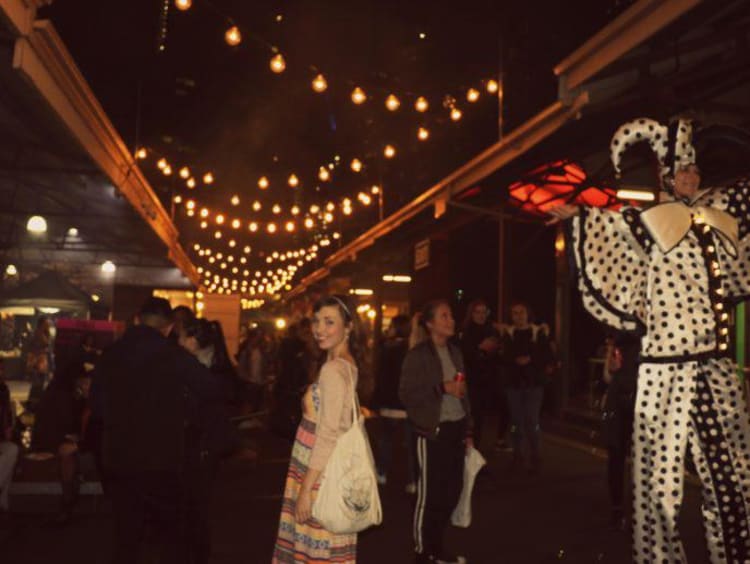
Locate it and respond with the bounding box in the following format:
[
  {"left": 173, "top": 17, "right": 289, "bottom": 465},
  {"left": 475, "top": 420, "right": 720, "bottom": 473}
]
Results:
[{"left": 1, "top": 422, "right": 710, "bottom": 564}]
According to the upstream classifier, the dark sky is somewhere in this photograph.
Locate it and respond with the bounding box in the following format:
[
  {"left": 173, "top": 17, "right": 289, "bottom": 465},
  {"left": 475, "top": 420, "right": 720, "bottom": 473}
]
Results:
[{"left": 39, "top": 0, "right": 622, "bottom": 269}]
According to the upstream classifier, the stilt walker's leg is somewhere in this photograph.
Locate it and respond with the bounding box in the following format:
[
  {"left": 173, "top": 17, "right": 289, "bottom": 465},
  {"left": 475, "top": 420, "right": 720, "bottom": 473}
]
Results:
[{"left": 632, "top": 363, "right": 692, "bottom": 563}]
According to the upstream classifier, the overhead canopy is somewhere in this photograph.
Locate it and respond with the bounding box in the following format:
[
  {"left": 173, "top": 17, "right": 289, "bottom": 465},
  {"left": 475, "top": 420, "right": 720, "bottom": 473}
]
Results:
[{"left": 0, "top": 270, "right": 92, "bottom": 313}]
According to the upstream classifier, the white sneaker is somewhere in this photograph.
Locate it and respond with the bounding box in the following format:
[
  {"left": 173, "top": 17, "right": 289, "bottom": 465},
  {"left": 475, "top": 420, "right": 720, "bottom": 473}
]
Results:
[{"left": 404, "top": 482, "right": 417, "bottom": 494}]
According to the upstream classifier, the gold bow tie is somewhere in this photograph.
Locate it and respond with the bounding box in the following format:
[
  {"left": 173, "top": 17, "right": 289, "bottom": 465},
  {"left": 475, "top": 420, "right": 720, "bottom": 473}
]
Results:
[{"left": 639, "top": 201, "right": 739, "bottom": 257}]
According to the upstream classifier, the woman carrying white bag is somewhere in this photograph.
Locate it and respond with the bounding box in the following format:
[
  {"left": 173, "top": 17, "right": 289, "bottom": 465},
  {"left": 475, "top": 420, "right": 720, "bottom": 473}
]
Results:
[{"left": 273, "top": 294, "right": 381, "bottom": 563}]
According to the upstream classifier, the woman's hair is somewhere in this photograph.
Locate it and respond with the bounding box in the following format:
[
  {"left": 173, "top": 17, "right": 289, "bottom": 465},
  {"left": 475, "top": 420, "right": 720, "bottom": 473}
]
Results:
[
  {"left": 182, "top": 318, "right": 233, "bottom": 374},
  {"left": 408, "top": 313, "right": 426, "bottom": 349},
  {"left": 419, "top": 299, "right": 451, "bottom": 335},
  {"left": 312, "top": 294, "right": 365, "bottom": 370},
  {"left": 462, "top": 298, "right": 489, "bottom": 330}
]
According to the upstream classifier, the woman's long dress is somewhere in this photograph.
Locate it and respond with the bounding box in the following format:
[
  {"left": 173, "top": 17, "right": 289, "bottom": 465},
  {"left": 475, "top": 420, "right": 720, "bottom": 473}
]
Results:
[{"left": 272, "top": 380, "right": 357, "bottom": 563}]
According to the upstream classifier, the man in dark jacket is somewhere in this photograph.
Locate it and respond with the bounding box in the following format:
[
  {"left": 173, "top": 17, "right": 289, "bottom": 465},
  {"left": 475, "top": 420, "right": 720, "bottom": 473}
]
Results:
[{"left": 96, "top": 297, "right": 223, "bottom": 564}]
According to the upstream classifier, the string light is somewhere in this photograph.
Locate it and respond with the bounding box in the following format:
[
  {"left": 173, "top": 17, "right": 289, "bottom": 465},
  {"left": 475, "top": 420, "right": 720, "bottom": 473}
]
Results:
[
  {"left": 487, "top": 79, "right": 499, "bottom": 94},
  {"left": 174, "top": 0, "right": 191, "bottom": 10},
  {"left": 162, "top": 165, "right": 172, "bottom": 176},
  {"left": 174, "top": 195, "right": 183, "bottom": 203},
  {"left": 371, "top": 185, "right": 381, "bottom": 194},
  {"left": 216, "top": 214, "right": 225, "bottom": 224},
  {"left": 304, "top": 217, "right": 314, "bottom": 229},
  {"left": 186, "top": 178, "right": 196, "bottom": 189},
  {"left": 136, "top": 148, "right": 147, "bottom": 159},
  {"left": 249, "top": 222, "right": 258, "bottom": 232},
  {"left": 312, "top": 74, "right": 328, "bottom": 93},
  {"left": 270, "top": 53, "right": 286, "bottom": 73},
  {"left": 272, "top": 204, "right": 282, "bottom": 214},
  {"left": 231, "top": 195, "right": 240, "bottom": 206},
  {"left": 258, "top": 176, "right": 269, "bottom": 189},
  {"left": 285, "top": 221, "right": 295, "bottom": 232},
  {"left": 450, "top": 107, "right": 463, "bottom": 121},
  {"left": 267, "top": 222, "right": 277, "bottom": 233},
  {"left": 385, "top": 94, "right": 400, "bottom": 111},
  {"left": 231, "top": 219, "right": 241, "bottom": 229},
  {"left": 200, "top": 208, "right": 209, "bottom": 218},
  {"left": 318, "top": 167, "right": 330, "bottom": 182},
  {"left": 203, "top": 172, "right": 214, "bottom": 184},
  {"left": 157, "top": 158, "right": 168, "bottom": 170},
  {"left": 384, "top": 144, "right": 396, "bottom": 159},
  {"left": 418, "top": 127, "right": 430, "bottom": 141},
  {"left": 179, "top": 166, "right": 190, "bottom": 179},
  {"left": 351, "top": 87, "right": 366, "bottom": 104},
  {"left": 466, "top": 88, "right": 480, "bottom": 103},
  {"left": 252, "top": 201, "right": 261, "bottom": 211},
  {"left": 350, "top": 158, "right": 363, "bottom": 173},
  {"left": 225, "top": 26, "right": 242, "bottom": 46},
  {"left": 288, "top": 174, "right": 299, "bottom": 187},
  {"left": 291, "top": 205, "right": 300, "bottom": 215}
]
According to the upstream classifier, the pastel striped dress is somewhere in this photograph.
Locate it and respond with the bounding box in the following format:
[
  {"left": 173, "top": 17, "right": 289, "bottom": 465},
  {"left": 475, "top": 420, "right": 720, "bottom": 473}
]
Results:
[{"left": 272, "top": 375, "right": 357, "bottom": 562}]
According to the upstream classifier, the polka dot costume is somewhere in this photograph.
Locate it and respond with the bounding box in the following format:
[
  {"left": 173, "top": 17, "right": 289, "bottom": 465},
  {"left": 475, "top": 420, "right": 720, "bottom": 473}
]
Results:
[{"left": 567, "top": 180, "right": 750, "bottom": 563}]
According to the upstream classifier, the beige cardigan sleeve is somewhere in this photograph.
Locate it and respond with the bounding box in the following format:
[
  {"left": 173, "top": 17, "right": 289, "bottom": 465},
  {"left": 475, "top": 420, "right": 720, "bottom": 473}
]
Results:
[{"left": 308, "top": 359, "right": 356, "bottom": 471}]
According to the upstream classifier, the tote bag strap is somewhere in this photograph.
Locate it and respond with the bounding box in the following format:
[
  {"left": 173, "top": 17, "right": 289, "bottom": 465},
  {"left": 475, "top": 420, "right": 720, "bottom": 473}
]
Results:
[{"left": 341, "top": 358, "right": 360, "bottom": 428}]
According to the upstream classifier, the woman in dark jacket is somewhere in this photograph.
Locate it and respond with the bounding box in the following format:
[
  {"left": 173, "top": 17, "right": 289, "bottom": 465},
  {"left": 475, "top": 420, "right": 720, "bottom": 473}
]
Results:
[
  {"left": 372, "top": 315, "right": 416, "bottom": 492},
  {"left": 399, "top": 300, "right": 471, "bottom": 564},
  {"left": 501, "top": 302, "right": 552, "bottom": 473}
]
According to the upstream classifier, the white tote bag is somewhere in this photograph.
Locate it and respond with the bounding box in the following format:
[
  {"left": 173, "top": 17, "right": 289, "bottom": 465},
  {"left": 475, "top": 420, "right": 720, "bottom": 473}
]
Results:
[
  {"left": 312, "top": 366, "right": 383, "bottom": 534},
  {"left": 451, "top": 446, "right": 486, "bottom": 528}
]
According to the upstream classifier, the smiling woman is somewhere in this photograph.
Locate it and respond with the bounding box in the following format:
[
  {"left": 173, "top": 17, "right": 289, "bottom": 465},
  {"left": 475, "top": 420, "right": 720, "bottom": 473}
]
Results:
[{"left": 272, "top": 294, "right": 366, "bottom": 563}]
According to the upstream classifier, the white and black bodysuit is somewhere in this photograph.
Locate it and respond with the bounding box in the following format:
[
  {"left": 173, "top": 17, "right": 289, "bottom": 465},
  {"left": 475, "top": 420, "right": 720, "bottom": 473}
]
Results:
[{"left": 568, "top": 180, "right": 750, "bottom": 563}]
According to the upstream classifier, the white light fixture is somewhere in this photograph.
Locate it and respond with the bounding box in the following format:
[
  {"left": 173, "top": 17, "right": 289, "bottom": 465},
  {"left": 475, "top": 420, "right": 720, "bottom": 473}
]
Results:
[
  {"left": 67, "top": 227, "right": 79, "bottom": 237},
  {"left": 91, "top": 294, "right": 100, "bottom": 302},
  {"left": 382, "top": 274, "right": 412, "bottom": 283},
  {"left": 101, "top": 260, "right": 116, "bottom": 274},
  {"left": 349, "top": 288, "right": 374, "bottom": 296},
  {"left": 616, "top": 189, "right": 655, "bottom": 202},
  {"left": 26, "top": 215, "right": 47, "bottom": 234},
  {"left": 5, "top": 264, "right": 18, "bottom": 276}
]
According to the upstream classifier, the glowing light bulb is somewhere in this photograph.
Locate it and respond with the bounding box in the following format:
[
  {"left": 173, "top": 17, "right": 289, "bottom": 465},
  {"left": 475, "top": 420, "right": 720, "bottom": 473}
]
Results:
[
  {"left": 466, "top": 88, "right": 480, "bottom": 103},
  {"left": 418, "top": 127, "right": 429, "bottom": 141},
  {"left": 267, "top": 222, "right": 277, "bottom": 234},
  {"left": 200, "top": 208, "right": 209, "bottom": 218},
  {"left": 225, "top": 26, "right": 242, "bottom": 46},
  {"left": 248, "top": 222, "right": 258, "bottom": 232},
  {"left": 179, "top": 166, "right": 190, "bottom": 179},
  {"left": 450, "top": 107, "right": 463, "bottom": 121},
  {"left": 252, "top": 201, "right": 261, "bottom": 212},
  {"left": 304, "top": 217, "right": 314, "bottom": 229},
  {"left": 385, "top": 94, "right": 400, "bottom": 111},
  {"left": 216, "top": 214, "right": 225, "bottom": 225},
  {"left": 101, "top": 260, "right": 116, "bottom": 273},
  {"left": 319, "top": 167, "right": 330, "bottom": 182},
  {"left": 231, "top": 219, "right": 241, "bottom": 229},
  {"left": 270, "top": 53, "right": 286, "bottom": 73},
  {"left": 285, "top": 221, "right": 295, "bottom": 232},
  {"left": 203, "top": 172, "right": 214, "bottom": 185},
  {"left": 371, "top": 185, "right": 381, "bottom": 194},
  {"left": 135, "top": 148, "right": 147, "bottom": 159},
  {"left": 162, "top": 165, "right": 172, "bottom": 176},
  {"left": 486, "top": 79, "right": 499, "bottom": 94},
  {"left": 26, "top": 215, "right": 47, "bottom": 233},
  {"left": 351, "top": 87, "right": 366, "bottom": 104},
  {"left": 384, "top": 144, "right": 396, "bottom": 159},
  {"left": 157, "top": 158, "right": 168, "bottom": 170},
  {"left": 186, "top": 200, "right": 196, "bottom": 210},
  {"left": 324, "top": 212, "right": 334, "bottom": 223},
  {"left": 312, "top": 74, "right": 327, "bottom": 93},
  {"left": 174, "top": 195, "right": 183, "bottom": 204},
  {"left": 258, "top": 176, "right": 269, "bottom": 189},
  {"left": 186, "top": 178, "right": 196, "bottom": 189},
  {"left": 272, "top": 204, "right": 281, "bottom": 214},
  {"left": 175, "top": 0, "right": 192, "bottom": 10},
  {"left": 350, "top": 158, "right": 363, "bottom": 173},
  {"left": 214, "top": 230, "right": 222, "bottom": 239},
  {"left": 288, "top": 174, "right": 299, "bottom": 188}
]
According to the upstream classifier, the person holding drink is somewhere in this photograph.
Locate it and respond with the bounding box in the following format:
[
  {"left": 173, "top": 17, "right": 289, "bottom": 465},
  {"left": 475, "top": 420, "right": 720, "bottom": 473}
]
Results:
[{"left": 400, "top": 300, "right": 472, "bottom": 564}]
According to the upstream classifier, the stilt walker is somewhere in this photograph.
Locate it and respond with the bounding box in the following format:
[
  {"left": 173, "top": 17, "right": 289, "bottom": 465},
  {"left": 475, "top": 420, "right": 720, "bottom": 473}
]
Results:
[{"left": 549, "top": 117, "right": 750, "bottom": 563}]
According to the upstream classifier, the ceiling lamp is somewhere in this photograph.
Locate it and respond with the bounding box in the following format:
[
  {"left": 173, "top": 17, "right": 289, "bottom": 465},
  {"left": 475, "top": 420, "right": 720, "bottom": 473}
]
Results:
[
  {"left": 415, "top": 96, "right": 429, "bottom": 112},
  {"left": 312, "top": 74, "right": 328, "bottom": 93},
  {"left": 270, "top": 53, "right": 286, "bottom": 73},
  {"left": 383, "top": 144, "right": 396, "bottom": 159},
  {"left": 26, "top": 215, "right": 47, "bottom": 234},
  {"left": 351, "top": 87, "right": 366, "bottom": 104},
  {"left": 385, "top": 94, "right": 400, "bottom": 111},
  {"left": 417, "top": 127, "right": 430, "bottom": 141},
  {"left": 101, "top": 260, "right": 116, "bottom": 274},
  {"left": 258, "top": 176, "right": 269, "bottom": 189},
  {"left": 225, "top": 26, "right": 242, "bottom": 46}
]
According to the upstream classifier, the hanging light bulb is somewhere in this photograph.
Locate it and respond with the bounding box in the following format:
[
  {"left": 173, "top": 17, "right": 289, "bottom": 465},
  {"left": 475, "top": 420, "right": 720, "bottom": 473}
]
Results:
[
  {"left": 310, "top": 204, "right": 320, "bottom": 214},
  {"left": 415, "top": 96, "right": 429, "bottom": 112},
  {"left": 371, "top": 185, "right": 381, "bottom": 194},
  {"left": 200, "top": 208, "right": 209, "bottom": 218},
  {"left": 186, "top": 178, "right": 196, "bottom": 189},
  {"left": 350, "top": 158, "right": 363, "bottom": 173},
  {"left": 486, "top": 79, "right": 499, "bottom": 94},
  {"left": 248, "top": 222, "right": 258, "bottom": 232},
  {"left": 203, "top": 172, "right": 214, "bottom": 185},
  {"left": 288, "top": 174, "right": 299, "bottom": 188},
  {"left": 351, "top": 87, "right": 366, "bottom": 104},
  {"left": 101, "top": 260, "right": 116, "bottom": 274},
  {"left": 252, "top": 201, "right": 262, "bottom": 211},
  {"left": 225, "top": 25, "right": 242, "bottom": 46},
  {"left": 418, "top": 127, "right": 430, "bottom": 141},
  {"left": 326, "top": 202, "right": 335, "bottom": 212},
  {"left": 272, "top": 204, "right": 282, "bottom": 214},
  {"left": 5, "top": 264, "right": 18, "bottom": 276},
  {"left": 466, "top": 88, "right": 480, "bottom": 103},
  {"left": 450, "top": 107, "right": 463, "bottom": 121},
  {"left": 186, "top": 200, "right": 196, "bottom": 210},
  {"left": 323, "top": 212, "right": 334, "bottom": 223},
  {"left": 157, "top": 158, "right": 168, "bottom": 170},
  {"left": 385, "top": 94, "right": 401, "bottom": 111},
  {"left": 231, "top": 195, "right": 240, "bottom": 206},
  {"left": 291, "top": 205, "right": 300, "bottom": 216},
  {"left": 26, "top": 215, "right": 47, "bottom": 234},
  {"left": 200, "top": 221, "right": 208, "bottom": 229},
  {"left": 162, "top": 165, "right": 172, "bottom": 176},
  {"left": 214, "top": 230, "right": 222, "bottom": 239},
  {"left": 304, "top": 217, "right": 314, "bottom": 229},
  {"left": 258, "top": 176, "right": 269, "bottom": 189},
  {"left": 312, "top": 74, "right": 328, "bottom": 93},
  {"left": 358, "top": 192, "right": 372, "bottom": 205},
  {"left": 216, "top": 214, "right": 225, "bottom": 225},
  {"left": 175, "top": 0, "right": 192, "bottom": 10},
  {"left": 231, "top": 219, "right": 241, "bottom": 229},
  {"left": 174, "top": 195, "right": 183, "bottom": 204},
  {"left": 270, "top": 53, "right": 286, "bottom": 73},
  {"left": 384, "top": 144, "right": 396, "bottom": 159},
  {"left": 179, "top": 166, "right": 190, "bottom": 179},
  {"left": 318, "top": 167, "right": 330, "bottom": 182},
  {"left": 285, "top": 221, "right": 295, "bottom": 232},
  {"left": 135, "top": 148, "right": 147, "bottom": 159},
  {"left": 267, "top": 222, "right": 277, "bottom": 234}
]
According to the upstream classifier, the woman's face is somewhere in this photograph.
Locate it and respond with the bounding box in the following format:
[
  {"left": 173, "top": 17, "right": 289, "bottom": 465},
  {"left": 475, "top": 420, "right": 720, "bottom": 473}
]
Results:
[
  {"left": 673, "top": 164, "right": 701, "bottom": 199},
  {"left": 511, "top": 304, "right": 529, "bottom": 327},
  {"left": 313, "top": 305, "right": 349, "bottom": 352},
  {"left": 178, "top": 330, "right": 200, "bottom": 355},
  {"left": 471, "top": 304, "right": 490, "bottom": 325},
  {"left": 426, "top": 304, "right": 455, "bottom": 340}
]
